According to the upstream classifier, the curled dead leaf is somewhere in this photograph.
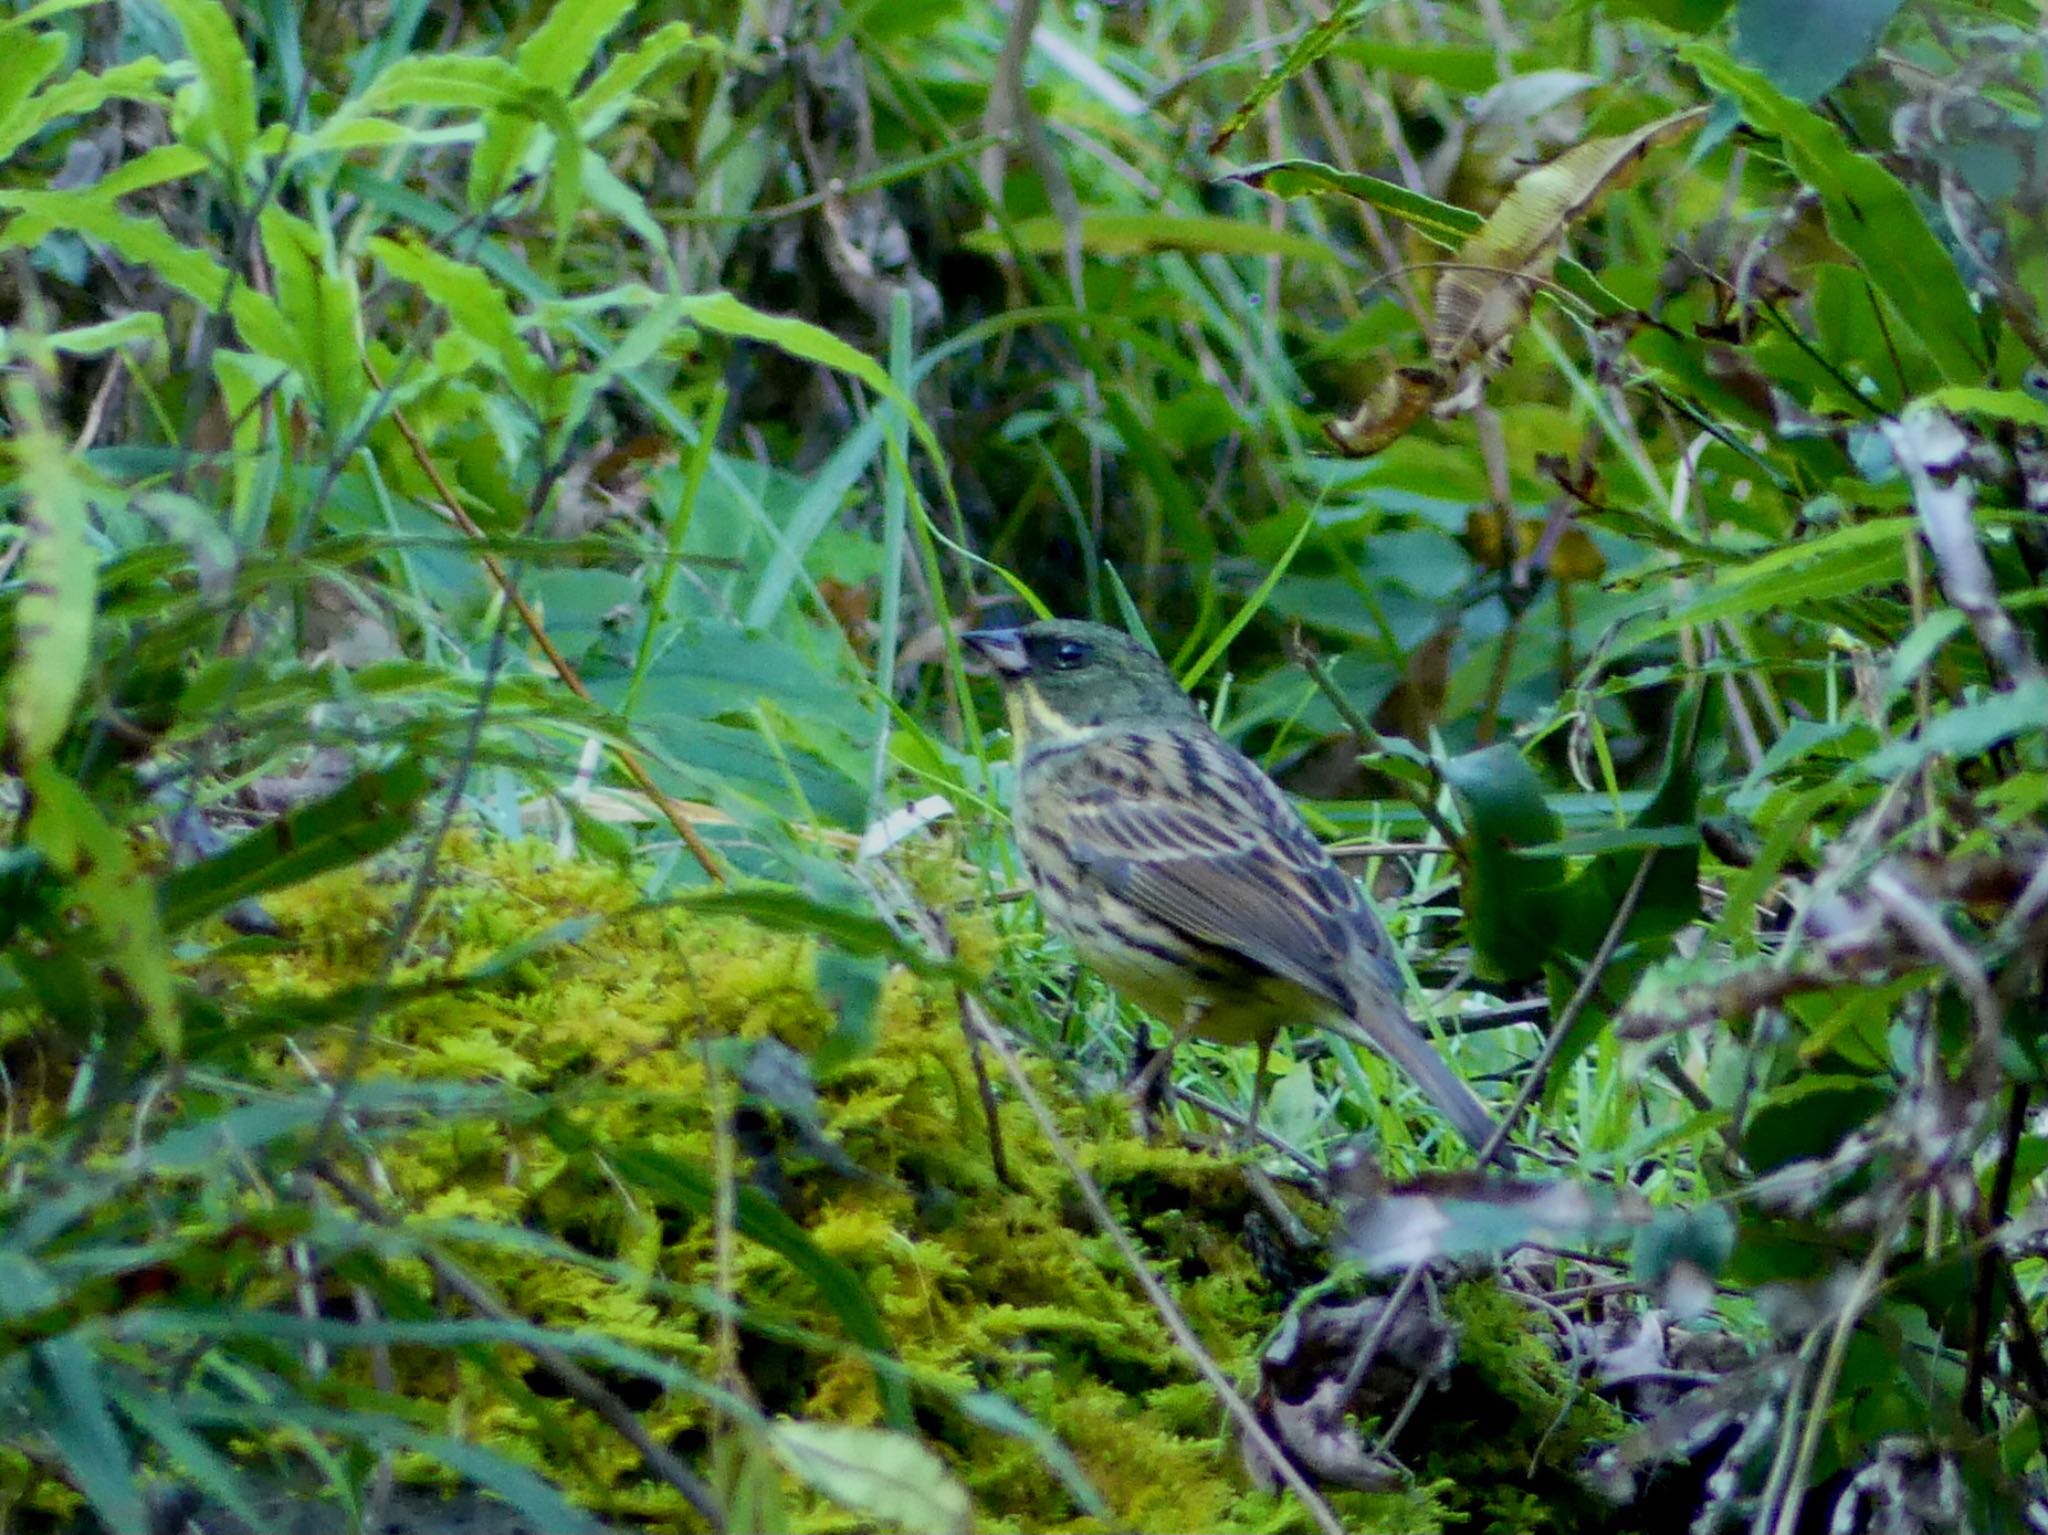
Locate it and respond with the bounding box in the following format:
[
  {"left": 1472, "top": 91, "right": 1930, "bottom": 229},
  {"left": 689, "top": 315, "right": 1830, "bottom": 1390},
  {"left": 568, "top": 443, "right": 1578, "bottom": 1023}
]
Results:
[
  {"left": 1433, "top": 108, "right": 1707, "bottom": 375},
  {"left": 1324, "top": 365, "right": 1441, "bottom": 457}
]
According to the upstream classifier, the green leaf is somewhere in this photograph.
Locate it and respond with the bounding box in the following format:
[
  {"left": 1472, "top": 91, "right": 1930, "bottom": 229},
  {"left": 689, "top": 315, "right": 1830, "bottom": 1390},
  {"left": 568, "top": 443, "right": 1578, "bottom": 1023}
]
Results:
[
  {"left": 743, "top": 412, "right": 889, "bottom": 629},
  {"left": 45, "top": 313, "right": 168, "bottom": 358},
  {"left": 271, "top": 1404, "right": 605, "bottom": 1535},
  {"left": 356, "top": 52, "right": 542, "bottom": 116},
  {"left": 159, "top": 761, "right": 433, "bottom": 933},
  {"left": 1604, "top": 0, "right": 1733, "bottom": 31},
  {"left": 0, "top": 56, "right": 174, "bottom": 164},
  {"left": 1634, "top": 516, "right": 1912, "bottom": 638},
  {"left": 665, "top": 886, "right": 962, "bottom": 980},
  {"left": 1856, "top": 678, "right": 2048, "bottom": 782},
  {"left": 0, "top": 190, "right": 232, "bottom": 308},
  {"left": 1332, "top": 39, "right": 1499, "bottom": 91},
  {"left": 1559, "top": 686, "right": 1705, "bottom": 961},
  {"left": 4, "top": 383, "right": 97, "bottom": 769},
  {"left": 158, "top": 0, "right": 259, "bottom": 187},
  {"left": 23, "top": 761, "right": 180, "bottom": 1052},
  {"left": 769, "top": 1423, "right": 972, "bottom": 1534},
  {"left": 575, "top": 21, "right": 719, "bottom": 130},
  {"left": 31, "top": 1337, "right": 147, "bottom": 1535},
  {"left": 1734, "top": 0, "right": 1905, "bottom": 101},
  {"left": 111, "top": 1383, "right": 265, "bottom": 1530},
  {"left": 515, "top": 0, "right": 635, "bottom": 91},
  {"left": 977, "top": 210, "right": 1351, "bottom": 268},
  {"left": 1210, "top": 0, "right": 1383, "bottom": 153},
  {"left": 955, "top": 1393, "right": 1109, "bottom": 1521},
  {"left": 1920, "top": 386, "right": 2048, "bottom": 430},
  {"left": 666, "top": 291, "right": 948, "bottom": 480},
  {"left": 0, "top": 29, "right": 65, "bottom": 154},
  {"left": 369, "top": 235, "right": 546, "bottom": 398},
  {"left": 1226, "top": 159, "right": 1628, "bottom": 317},
  {"left": 1687, "top": 47, "right": 1984, "bottom": 386},
  {"left": 1445, "top": 743, "right": 1566, "bottom": 982},
  {"left": 256, "top": 207, "right": 365, "bottom": 430}
]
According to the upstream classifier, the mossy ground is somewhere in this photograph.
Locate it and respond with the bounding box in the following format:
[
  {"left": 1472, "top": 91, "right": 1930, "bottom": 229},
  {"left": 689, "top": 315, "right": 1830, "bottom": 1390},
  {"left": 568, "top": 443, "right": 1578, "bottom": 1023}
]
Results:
[{"left": 180, "top": 836, "right": 1622, "bottom": 1531}]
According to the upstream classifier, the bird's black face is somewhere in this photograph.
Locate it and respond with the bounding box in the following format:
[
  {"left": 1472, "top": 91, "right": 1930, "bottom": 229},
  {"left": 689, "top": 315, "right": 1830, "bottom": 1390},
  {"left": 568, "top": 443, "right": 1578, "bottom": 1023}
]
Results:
[{"left": 963, "top": 620, "right": 1197, "bottom": 738}]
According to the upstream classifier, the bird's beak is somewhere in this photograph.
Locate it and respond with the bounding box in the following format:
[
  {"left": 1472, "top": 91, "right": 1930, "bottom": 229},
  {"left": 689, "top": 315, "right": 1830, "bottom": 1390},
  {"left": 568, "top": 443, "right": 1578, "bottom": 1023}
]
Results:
[{"left": 962, "top": 628, "right": 1031, "bottom": 679}]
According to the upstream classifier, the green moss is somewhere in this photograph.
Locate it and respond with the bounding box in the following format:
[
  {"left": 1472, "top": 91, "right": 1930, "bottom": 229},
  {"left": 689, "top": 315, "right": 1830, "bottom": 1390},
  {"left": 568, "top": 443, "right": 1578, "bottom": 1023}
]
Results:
[{"left": 192, "top": 838, "right": 1595, "bottom": 1532}]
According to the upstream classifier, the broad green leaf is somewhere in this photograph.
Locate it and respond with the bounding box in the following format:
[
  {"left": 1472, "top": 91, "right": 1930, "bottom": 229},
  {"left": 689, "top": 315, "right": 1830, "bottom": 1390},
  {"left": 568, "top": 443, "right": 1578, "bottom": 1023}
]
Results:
[
  {"left": 159, "top": 760, "right": 433, "bottom": 932},
  {"left": 4, "top": 384, "right": 97, "bottom": 769},
  {"left": 356, "top": 53, "right": 543, "bottom": 116},
  {"left": 1688, "top": 47, "right": 1984, "bottom": 386},
  {"left": 91, "top": 141, "right": 209, "bottom": 197},
  {"left": 1735, "top": 0, "right": 1905, "bottom": 101},
  {"left": 744, "top": 413, "right": 889, "bottom": 628},
  {"left": 1445, "top": 743, "right": 1566, "bottom": 982},
  {"left": 1547, "top": 690, "right": 1707, "bottom": 1094},
  {"left": 977, "top": 211, "right": 1350, "bottom": 268},
  {"left": 1559, "top": 686, "right": 1705, "bottom": 961},
  {"left": 158, "top": 0, "right": 258, "bottom": 187},
  {"left": 1604, "top": 0, "right": 1733, "bottom": 30},
  {"left": 769, "top": 1423, "right": 972, "bottom": 1535},
  {"left": 1333, "top": 39, "right": 1499, "bottom": 91},
  {"left": 667, "top": 291, "right": 949, "bottom": 481},
  {"left": 24, "top": 761, "right": 180, "bottom": 1052},
  {"left": 0, "top": 0, "right": 105, "bottom": 27}
]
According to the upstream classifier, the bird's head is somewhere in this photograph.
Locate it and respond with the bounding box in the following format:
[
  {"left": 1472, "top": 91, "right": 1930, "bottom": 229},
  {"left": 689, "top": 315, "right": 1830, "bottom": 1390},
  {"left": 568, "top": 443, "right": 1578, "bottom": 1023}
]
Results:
[{"left": 962, "top": 620, "right": 1200, "bottom": 746}]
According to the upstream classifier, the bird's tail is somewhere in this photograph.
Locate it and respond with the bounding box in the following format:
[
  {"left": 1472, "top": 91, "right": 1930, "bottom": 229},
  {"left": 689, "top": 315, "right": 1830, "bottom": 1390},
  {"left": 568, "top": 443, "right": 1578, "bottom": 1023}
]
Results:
[{"left": 1331, "top": 994, "right": 1507, "bottom": 1165}]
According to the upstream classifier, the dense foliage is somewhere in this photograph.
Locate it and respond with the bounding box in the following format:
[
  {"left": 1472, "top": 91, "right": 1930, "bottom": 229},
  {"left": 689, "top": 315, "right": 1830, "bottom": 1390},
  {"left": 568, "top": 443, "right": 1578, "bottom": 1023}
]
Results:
[{"left": 1, "top": 0, "right": 2045, "bottom": 1529}]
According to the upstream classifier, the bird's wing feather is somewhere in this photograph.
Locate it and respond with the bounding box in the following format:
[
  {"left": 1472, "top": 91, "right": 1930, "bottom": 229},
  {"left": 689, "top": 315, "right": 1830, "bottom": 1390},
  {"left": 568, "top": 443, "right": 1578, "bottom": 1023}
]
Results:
[
  {"left": 1033, "top": 725, "right": 1503, "bottom": 1159},
  {"left": 1043, "top": 729, "right": 1385, "bottom": 1009}
]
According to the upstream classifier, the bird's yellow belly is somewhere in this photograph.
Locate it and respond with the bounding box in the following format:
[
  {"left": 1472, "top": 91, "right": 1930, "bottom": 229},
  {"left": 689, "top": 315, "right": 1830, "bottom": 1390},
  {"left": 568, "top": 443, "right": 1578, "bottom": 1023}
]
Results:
[{"left": 1038, "top": 883, "right": 1320, "bottom": 1046}]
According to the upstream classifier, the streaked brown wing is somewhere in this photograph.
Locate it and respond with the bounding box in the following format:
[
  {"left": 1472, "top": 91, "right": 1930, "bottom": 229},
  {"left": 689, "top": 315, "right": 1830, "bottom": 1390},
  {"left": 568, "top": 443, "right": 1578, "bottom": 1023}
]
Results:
[{"left": 1043, "top": 728, "right": 1383, "bottom": 1010}]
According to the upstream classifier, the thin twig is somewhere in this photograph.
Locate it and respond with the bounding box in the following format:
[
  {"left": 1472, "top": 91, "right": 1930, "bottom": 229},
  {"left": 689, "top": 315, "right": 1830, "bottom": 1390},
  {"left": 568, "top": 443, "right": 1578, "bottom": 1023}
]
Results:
[{"left": 1964, "top": 1084, "right": 2031, "bottom": 1424}]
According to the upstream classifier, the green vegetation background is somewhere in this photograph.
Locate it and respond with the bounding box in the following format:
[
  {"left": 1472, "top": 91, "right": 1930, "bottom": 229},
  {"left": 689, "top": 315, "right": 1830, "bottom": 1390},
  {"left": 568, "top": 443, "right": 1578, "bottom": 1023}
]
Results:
[{"left": 1, "top": 0, "right": 2046, "bottom": 1531}]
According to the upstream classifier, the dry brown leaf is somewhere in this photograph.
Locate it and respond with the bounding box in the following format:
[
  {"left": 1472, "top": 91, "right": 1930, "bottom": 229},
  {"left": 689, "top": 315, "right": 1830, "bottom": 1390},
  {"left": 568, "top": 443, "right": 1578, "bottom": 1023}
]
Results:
[
  {"left": 1432, "top": 107, "right": 1707, "bottom": 374},
  {"left": 1324, "top": 365, "right": 1441, "bottom": 457}
]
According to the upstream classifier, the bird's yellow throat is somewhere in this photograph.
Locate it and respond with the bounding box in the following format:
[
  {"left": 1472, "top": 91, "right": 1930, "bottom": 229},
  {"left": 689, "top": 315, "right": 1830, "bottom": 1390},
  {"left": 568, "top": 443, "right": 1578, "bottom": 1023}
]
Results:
[{"left": 1004, "top": 682, "right": 1088, "bottom": 754}]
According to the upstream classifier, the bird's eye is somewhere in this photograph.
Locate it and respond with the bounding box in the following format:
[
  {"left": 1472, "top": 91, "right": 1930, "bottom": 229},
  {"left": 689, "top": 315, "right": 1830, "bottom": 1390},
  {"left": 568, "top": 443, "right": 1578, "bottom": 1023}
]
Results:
[{"left": 1052, "top": 639, "right": 1090, "bottom": 669}]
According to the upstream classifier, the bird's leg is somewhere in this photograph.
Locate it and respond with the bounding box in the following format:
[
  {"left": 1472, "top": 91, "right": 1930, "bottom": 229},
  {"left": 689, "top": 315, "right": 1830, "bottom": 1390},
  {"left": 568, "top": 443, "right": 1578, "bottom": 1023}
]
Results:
[{"left": 1129, "top": 1003, "right": 1205, "bottom": 1137}]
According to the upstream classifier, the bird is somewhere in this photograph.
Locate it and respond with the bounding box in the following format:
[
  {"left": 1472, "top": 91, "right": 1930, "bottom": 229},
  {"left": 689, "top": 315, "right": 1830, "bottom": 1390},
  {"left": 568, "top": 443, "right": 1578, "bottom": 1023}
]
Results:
[{"left": 963, "top": 618, "right": 1502, "bottom": 1160}]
